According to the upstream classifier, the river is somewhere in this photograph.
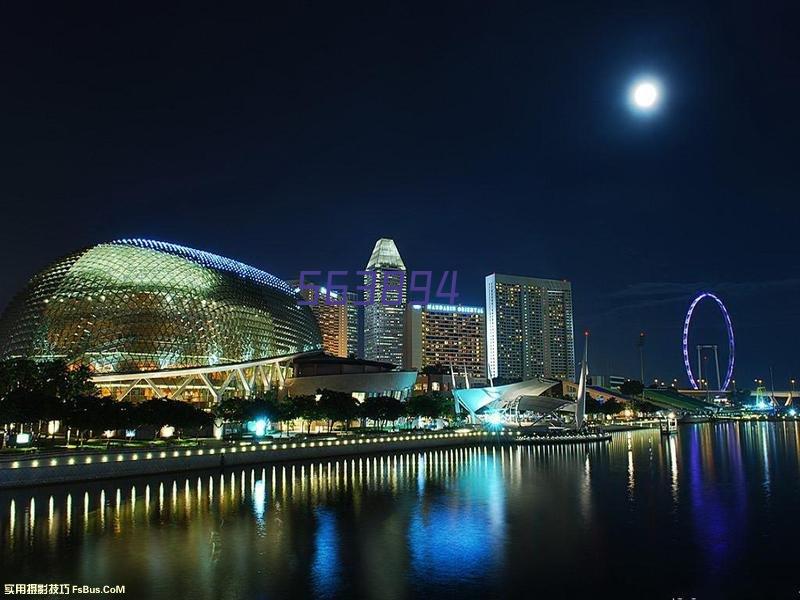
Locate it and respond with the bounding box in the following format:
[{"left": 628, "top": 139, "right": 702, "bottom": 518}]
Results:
[{"left": 2, "top": 422, "right": 799, "bottom": 599}]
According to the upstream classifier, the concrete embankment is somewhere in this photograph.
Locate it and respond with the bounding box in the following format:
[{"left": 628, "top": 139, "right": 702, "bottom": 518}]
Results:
[
  {"left": 603, "top": 423, "right": 659, "bottom": 432},
  {"left": 0, "top": 429, "right": 617, "bottom": 489},
  {"left": 0, "top": 431, "right": 501, "bottom": 489},
  {"left": 518, "top": 432, "right": 612, "bottom": 444}
]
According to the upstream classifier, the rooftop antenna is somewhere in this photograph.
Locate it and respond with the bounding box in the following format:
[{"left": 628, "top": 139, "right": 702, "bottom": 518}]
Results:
[{"left": 638, "top": 331, "right": 645, "bottom": 384}]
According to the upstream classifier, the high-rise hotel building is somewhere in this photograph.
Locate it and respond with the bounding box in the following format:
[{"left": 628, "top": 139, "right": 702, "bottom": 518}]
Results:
[
  {"left": 485, "top": 274, "right": 575, "bottom": 382},
  {"left": 290, "top": 280, "right": 349, "bottom": 358},
  {"left": 346, "top": 290, "right": 360, "bottom": 358},
  {"left": 364, "top": 238, "right": 406, "bottom": 365},
  {"left": 403, "top": 303, "right": 486, "bottom": 378}
]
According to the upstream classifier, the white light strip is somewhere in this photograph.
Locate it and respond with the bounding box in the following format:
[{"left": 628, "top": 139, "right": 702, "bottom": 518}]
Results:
[{"left": 4, "top": 431, "right": 505, "bottom": 470}]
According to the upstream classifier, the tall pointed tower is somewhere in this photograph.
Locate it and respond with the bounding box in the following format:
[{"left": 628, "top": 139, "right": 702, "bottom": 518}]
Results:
[{"left": 364, "top": 238, "right": 406, "bottom": 365}]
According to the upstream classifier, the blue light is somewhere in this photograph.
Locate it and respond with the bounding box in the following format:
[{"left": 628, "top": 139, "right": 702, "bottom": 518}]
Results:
[
  {"left": 789, "top": 409, "right": 797, "bottom": 417},
  {"left": 311, "top": 509, "right": 340, "bottom": 597},
  {"left": 408, "top": 454, "right": 506, "bottom": 582},
  {"left": 246, "top": 418, "right": 269, "bottom": 437},
  {"left": 485, "top": 412, "right": 503, "bottom": 427}
]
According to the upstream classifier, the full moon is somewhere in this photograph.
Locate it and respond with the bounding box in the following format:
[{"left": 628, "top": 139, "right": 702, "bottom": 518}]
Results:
[{"left": 631, "top": 80, "right": 660, "bottom": 109}]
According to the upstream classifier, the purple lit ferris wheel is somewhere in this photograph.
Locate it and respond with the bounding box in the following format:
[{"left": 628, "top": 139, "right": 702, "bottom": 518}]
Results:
[{"left": 682, "top": 292, "right": 735, "bottom": 391}]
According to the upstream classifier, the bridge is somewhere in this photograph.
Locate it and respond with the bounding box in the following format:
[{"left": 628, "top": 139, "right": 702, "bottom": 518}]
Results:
[
  {"left": 679, "top": 387, "right": 796, "bottom": 404},
  {"left": 587, "top": 385, "right": 719, "bottom": 414},
  {"left": 642, "top": 388, "right": 719, "bottom": 414}
]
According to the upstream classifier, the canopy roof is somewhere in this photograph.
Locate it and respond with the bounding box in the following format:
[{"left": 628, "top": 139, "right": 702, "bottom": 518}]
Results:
[{"left": 452, "top": 378, "right": 564, "bottom": 415}]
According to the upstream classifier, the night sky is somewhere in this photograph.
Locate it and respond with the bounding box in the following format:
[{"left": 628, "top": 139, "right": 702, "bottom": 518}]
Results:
[{"left": 1, "top": 3, "right": 798, "bottom": 388}]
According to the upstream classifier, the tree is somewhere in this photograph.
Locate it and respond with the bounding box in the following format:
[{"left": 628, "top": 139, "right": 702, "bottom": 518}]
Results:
[
  {"left": 293, "top": 395, "right": 320, "bottom": 433},
  {"left": 600, "top": 397, "right": 625, "bottom": 415},
  {"left": 0, "top": 359, "right": 97, "bottom": 446},
  {"left": 62, "top": 395, "right": 113, "bottom": 444},
  {"left": 429, "top": 392, "right": 454, "bottom": 421},
  {"left": 406, "top": 392, "right": 454, "bottom": 424},
  {"left": 244, "top": 397, "right": 278, "bottom": 423},
  {"left": 0, "top": 359, "right": 43, "bottom": 398},
  {"left": 359, "top": 396, "right": 384, "bottom": 427},
  {"left": 358, "top": 396, "right": 405, "bottom": 429},
  {"left": 39, "top": 361, "right": 96, "bottom": 399},
  {"left": 0, "top": 389, "right": 43, "bottom": 428},
  {"left": 0, "top": 359, "right": 96, "bottom": 400},
  {"left": 212, "top": 394, "right": 306, "bottom": 435},
  {"left": 166, "top": 400, "right": 212, "bottom": 438},
  {"left": 406, "top": 394, "right": 432, "bottom": 422},
  {"left": 381, "top": 396, "right": 405, "bottom": 427},
  {"left": 136, "top": 398, "right": 211, "bottom": 439},
  {"left": 632, "top": 398, "right": 660, "bottom": 414},
  {"left": 28, "top": 391, "right": 64, "bottom": 438},
  {"left": 214, "top": 397, "right": 250, "bottom": 423},
  {"left": 275, "top": 396, "right": 300, "bottom": 431},
  {"left": 109, "top": 400, "right": 137, "bottom": 432},
  {"left": 620, "top": 380, "right": 644, "bottom": 397},
  {"left": 584, "top": 394, "right": 603, "bottom": 414},
  {"left": 317, "top": 389, "right": 359, "bottom": 432}
]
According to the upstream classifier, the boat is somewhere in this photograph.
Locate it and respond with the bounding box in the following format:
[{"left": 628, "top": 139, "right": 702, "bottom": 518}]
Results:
[{"left": 660, "top": 413, "right": 678, "bottom": 435}]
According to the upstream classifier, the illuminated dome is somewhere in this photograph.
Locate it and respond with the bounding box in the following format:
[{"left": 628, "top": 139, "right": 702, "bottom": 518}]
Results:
[{"left": 0, "top": 239, "right": 321, "bottom": 373}]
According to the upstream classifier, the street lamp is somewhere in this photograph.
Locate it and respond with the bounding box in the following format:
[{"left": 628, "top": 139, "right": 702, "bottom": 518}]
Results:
[{"left": 638, "top": 332, "right": 645, "bottom": 385}]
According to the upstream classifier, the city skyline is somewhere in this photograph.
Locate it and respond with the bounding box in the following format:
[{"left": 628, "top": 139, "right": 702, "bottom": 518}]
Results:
[
  {"left": 1, "top": 4, "right": 799, "bottom": 598},
  {"left": 0, "top": 233, "right": 785, "bottom": 389},
  {"left": 0, "top": 4, "right": 797, "bottom": 387}
]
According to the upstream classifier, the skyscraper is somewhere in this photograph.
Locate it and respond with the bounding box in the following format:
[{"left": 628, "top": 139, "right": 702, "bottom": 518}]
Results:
[
  {"left": 485, "top": 273, "right": 575, "bottom": 382},
  {"left": 346, "top": 290, "right": 360, "bottom": 358},
  {"left": 403, "top": 303, "right": 486, "bottom": 378},
  {"left": 289, "top": 280, "right": 349, "bottom": 358},
  {"left": 364, "top": 238, "right": 406, "bottom": 365}
]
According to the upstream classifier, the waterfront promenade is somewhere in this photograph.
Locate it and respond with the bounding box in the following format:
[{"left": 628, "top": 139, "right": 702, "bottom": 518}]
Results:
[{"left": 0, "top": 429, "right": 615, "bottom": 489}]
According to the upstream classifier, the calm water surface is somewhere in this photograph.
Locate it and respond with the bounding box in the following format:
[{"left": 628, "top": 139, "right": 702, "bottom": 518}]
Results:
[{"left": 3, "top": 422, "right": 800, "bottom": 600}]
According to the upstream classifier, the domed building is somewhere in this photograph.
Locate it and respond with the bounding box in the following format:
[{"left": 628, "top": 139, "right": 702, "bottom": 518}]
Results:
[{"left": 0, "top": 239, "right": 322, "bottom": 401}]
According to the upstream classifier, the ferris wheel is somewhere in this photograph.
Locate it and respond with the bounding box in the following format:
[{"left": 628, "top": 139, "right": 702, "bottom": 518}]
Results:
[{"left": 682, "top": 292, "right": 735, "bottom": 391}]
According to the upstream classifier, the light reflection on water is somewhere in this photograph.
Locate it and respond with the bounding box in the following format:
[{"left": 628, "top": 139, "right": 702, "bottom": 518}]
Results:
[{"left": 3, "top": 423, "right": 800, "bottom": 599}]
